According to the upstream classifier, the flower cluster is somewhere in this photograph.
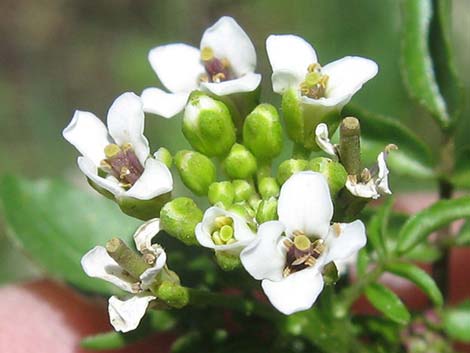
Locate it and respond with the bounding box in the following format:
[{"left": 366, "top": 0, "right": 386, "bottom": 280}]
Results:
[{"left": 63, "top": 16, "right": 395, "bottom": 332}]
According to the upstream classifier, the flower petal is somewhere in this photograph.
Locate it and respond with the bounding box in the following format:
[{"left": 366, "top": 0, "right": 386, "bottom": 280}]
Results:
[
  {"left": 345, "top": 176, "right": 380, "bottom": 199},
  {"left": 323, "top": 56, "right": 378, "bottom": 104},
  {"left": 240, "top": 221, "right": 286, "bottom": 282},
  {"left": 148, "top": 43, "right": 204, "bottom": 93},
  {"left": 323, "top": 220, "right": 366, "bottom": 265},
  {"left": 124, "top": 158, "right": 173, "bottom": 200},
  {"left": 262, "top": 267, "right": 324, "bottom": 315},
  {"left": 376, "top": 151, "right": 391, "bottom": 195},
  {"left": 106, "top": 92, "right": 150, "bottom": 165},
  {"left": 200, "top": 16, "right": 256, "bottom": 77},
  {"left": 77, "top": 156, "right": 123, "bottom": 197},
  {"left": 266, "top": 35, "right": 317, "bottom": 80},
  {"left": 200, "top": 72, "right": 261, "bottom": 96},
  {"left": 108, "top": 295, "right": 155, "bottom": 333},
  {"left": 81, "top": 246, "right": 135, "bottom": 293},
  {"left": 315, "top": 123, "right": 337, "bottom": 157},
  {"left": 278, "top": 171, "right": 333, "bottom": 238},
  {"left": 141, "top": 88, "right": 189, "bottom": 118},
  {"left": 133, "top": 218, "right": 161, "bottom": 253},
  {"left": 62, "top": 110, "right": 111, "bottom": 165},
  {"left": 271, "top": 70, "right": 303, "bottom": 94},
  {"left": 140, "top": 247, "right": 167, "bottom": 290}
]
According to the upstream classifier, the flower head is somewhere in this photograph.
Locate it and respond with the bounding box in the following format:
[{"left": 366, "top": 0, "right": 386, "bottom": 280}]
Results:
[
  {"left": 142, "top": 16, "right": 261, "bottom": 118},
  {"left": 240, "top": 172, "right": 366, "bottom": 314},
  {"left": 81, "top": 219, "right": 166, "bottom": 332},
  {"left": 63, "top": 92, "right": 173, "bottom": 202}
]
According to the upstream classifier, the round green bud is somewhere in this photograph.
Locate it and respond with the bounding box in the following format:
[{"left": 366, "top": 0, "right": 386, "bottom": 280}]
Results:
[
  {"left": 256, "top": 198, "right": 278, "bottom": 224},
  {"left": 243, "top": 103, "right": 283, "bottom": 160},
  {"left": 215, "top": 251, "right": 241, "bottom": 271},
  {"left": 322, "top": 262, "right": 339, "bottom": 286},
  {"left": 154, "top": 147, "right": 173, "bottom": 168},
  {"left": 277, "top": 159, "right": 309, "bottom": 185},
  {"left": 182, "top": 92, "right": 236, "bottom": 157},
  {"left": 175, "top": 150, "right": 216, "bottom": 196},
  {"left": 157, "top": 281, "right": 189, "bottom": 308},
  {"left": 160, "top": 197, "right": 203, "bottom": 245},
  {"left": 309, "top": 157, "right": 347, "bottom": 196},
  {"left": 232, "top": 179, "right": 255, "bottom": 202},
  {"left": 223, "top": 144, "right": 257, "bottom": 179},
  {"left": 258, "top": 177, "right": 280, "bottom": 199},
  {"left": 248, "top": 194, "right": 262, "bottom": 210},
  {"left": 208, "top": 181, "right": 234, "bottom": 208}
]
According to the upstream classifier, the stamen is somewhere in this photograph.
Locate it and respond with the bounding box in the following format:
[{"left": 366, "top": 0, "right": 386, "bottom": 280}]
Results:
[
  {"left": 332, "top": 223, "right": 342, "bottom": 237},
  {"left": 200, "top": 46, "right": 231, "bottom": 83},
  {"left": 143, "top": 253, "right": 156, "bottom": 265},
  {"left": 201, "top": 47, "right": 214, "bottom": 62},
  {"left": 299, "top": 63, "right": 329, "bottom": 99},
  {"left": 283, "top": 236, "right": 325, "bottom": 277},
  {"left": 294, "top": 235, "right": 311, "bottom": 251},
  {"left": 211, "top": 217, "right": 236, "bottom": 246},
  {"left": 104, "top": 144, "right": 121, "bottom": 158},
  {"left": 101, "top": 143, "right": 144, "bottom": 188}
]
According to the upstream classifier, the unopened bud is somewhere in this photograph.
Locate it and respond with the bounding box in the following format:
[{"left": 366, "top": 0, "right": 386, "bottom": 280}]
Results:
[
  {"left": 182, "top": 92, "right": 236, "bottom": 157},
  {"left": 258, "top": 177, "right": 280, "bottom": 199},
  {"left": 277, "top": 159, "right": 309, "bottom": 185},
  {"left": 309, "top": 157, "right": 347, "bottom": 196},
  {"left": 256, "top": 198, "right": 278, "bottom": 224},
  {"left": 175, "top": 150, "right": 216, "bottom": 196},
  {"left": 215, "top": 251, "right": 241, "bottom": 271},
  {"left": 223, "top": 144, "right": 257, "bottom": 179},
  {"left": 154, "top": 147, "right": 173, "bottom": 168},
  {"left": 208, "top": 181, "right": 234, "bottom": 208},
  {"left": 157, "top": 281, "right": 189, "bottom": 308},
  {"left": 232, "top": 179, "right": 255, "bottom": 202}
]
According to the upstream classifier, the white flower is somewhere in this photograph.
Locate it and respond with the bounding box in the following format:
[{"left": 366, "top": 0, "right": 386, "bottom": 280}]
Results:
[
  {"left": 346, "top": 144, "right": 397, "bottom": 199},
  {"left": 141, "top": 16, "right": 261, "bottom": 118},
  {"left": 195, "top": 206, "right": 256, "bottom": 255},
  {"left": 266, "top": 34, "right": 378, "bottom": 110},
  {"left": 240, "top": 172, "right": 366, "bottom": 315},
  {"left": 81, "top": 219, "right": 165, "bottom": 332},
  {"left": 315, "top": 123, "right": 338, "bottom": 158},
  {"left": 63, "top": 92, "right": 173, "bottom": 201}
]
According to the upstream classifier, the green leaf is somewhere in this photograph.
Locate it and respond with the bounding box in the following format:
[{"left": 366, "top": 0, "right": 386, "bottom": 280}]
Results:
[
  {"left": 385, "top": 262, "right": 443, "bottom": 306},
  {"left": 443, "top": 301, "right": 470, "bottom": 342},
  {"left": 367, "top": 198, "right": 394, "bottom": 257},
  {"left": 397, "top": 196, "right": 470, "bottom": 254},
  {"left": 81, "top": 310, "right": 176, "bottom": 350},
  {"left": 0, "top": 176, "right": 141, "bottom": 295},
  {"left": 456, "top": 220, "right": 470, "bottom": 246},
  {"left": 364, "top": 283, "right": 411, "bottom": 325},
  {"left": 401, "top": 0, "right": 449, "bottom": 128}
]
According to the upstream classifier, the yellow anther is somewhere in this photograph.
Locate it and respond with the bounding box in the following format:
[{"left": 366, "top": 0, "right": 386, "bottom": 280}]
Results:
[
  {"left": 212, "top": 231, "right": 224, "bottom": 245},
  {"left": 214, "top": 216, "right": 233, "bottom": 229},
  {"left": 332, "top": 223, "right": 342, "bottom": 237},
  {"left": 305, "top": 71, "right": 322, "bottom": 86},
  {"left": 385, "top": 144, "right": 398, "bottom": 153},
  {"left": 122, "top": 143, "right": 133, "bottom": 151},
  {"left": 294, "top": 234, "right": 311, "bottom": 251},
  {"left": 307, "top": 63, "right": 321, "bottom": 73},
  {"left": 104, "top": 144, "right": 121, "bottom": 158},
  {"left": 201, "top": 47, "right": 214, "bottom": 61},
  {"left": 212, "top": 73, "right": 226, "bottom": 83},
  {"left": 199, "top": 73, "right": 209, "bottom": 83}
]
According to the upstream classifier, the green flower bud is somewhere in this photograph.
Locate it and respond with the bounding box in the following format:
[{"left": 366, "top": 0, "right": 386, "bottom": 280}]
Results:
[
  {"left": 215, "top": 251, "right": 241, "bottom": 271},
  {"left": 208, "top": 181, "right": 234, "bottom": 208},
  {"left": 243, "top": 103, "right": 283, "bottom": 160},
  {"left": 154, "top": 147, "right": 173, "bottom": 168},
  {"left": 232, "top": 179, "right": 255, "bottom": 202},
  {"left": 229, "top": 201, "right": 256, "bottom": 220},
  {"left": 322, "top": 262, "right": 339, "bottom": 285},
  {"left": 182, "top": 92, "right": 236, "bottom": 157},
  {"left": 116, "top": 193, "right": 171, "bottom": 221},
  {"left": 277, "top": 159, "right": 309, "bottom": 185},
  {"left": 282, "top": 88, "right": 340, "bottom": 150},
  {"left": 309, "top": 157, "right": 347, "bottom": 196},
  {"left": 256, "top": 198, "right": 278, "bottom": 224},
  {"left": 157, "top": 281, "right": 189, "bottom": 308},
  {"left": 175, "top": 150, "right": 216, "bottom": 196},
  {"left": 258, "top": 177, "right": 280, "bottom": 199},
  {"left": 160, "top": 197, "right": 203, "bottom": 245},
  {"left": 223, "top": 144, "right": 257, "bottom": 179}
]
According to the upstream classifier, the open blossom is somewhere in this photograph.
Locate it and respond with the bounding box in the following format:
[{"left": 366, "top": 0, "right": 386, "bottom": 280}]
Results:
[
  {"left": 195, "top": 206, "right": 256, "bottom": 255},
  {"left": 141, "top": 16, "right": 261, "bottom": 118},
  {"left": 240, "top": 172, "right": 366, "bottom": 314},
  {"left": 81, "top": 219, "right": 165, "bottom": 332},
  {"left": 266, "top": 34, "right": 378, "bottom": 110},
  {"left": 63, "top": 92, "right": 173, "bottom": 201}
]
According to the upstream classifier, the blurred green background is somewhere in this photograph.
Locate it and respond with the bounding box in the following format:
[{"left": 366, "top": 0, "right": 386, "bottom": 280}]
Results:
[{"left": 0, "top": 0, "right": 468, "bottom": 284}]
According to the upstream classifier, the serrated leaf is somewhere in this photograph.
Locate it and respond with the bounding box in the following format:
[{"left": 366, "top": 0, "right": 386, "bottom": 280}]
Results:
[
  {"left": 397, "top": 196, "right": 470, "bottom": 254},
  {"left": 401, "top": 0, "right": 449, "bottom": 128},
  {"left": 364, "top": 283, "right": 411, "bottom": 325},
  {"left": 386, "top": 262, "right": 443, "bottom": 306},
  {"left": 443, "top": 301, "right": 470, "bottom": 342},
  {"left": 0, "top": 176, "right": 141, "bottom": 295}
]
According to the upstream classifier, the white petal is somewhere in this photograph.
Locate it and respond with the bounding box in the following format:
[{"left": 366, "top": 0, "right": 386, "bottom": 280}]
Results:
[
  {"left": 81, "top": 246, "right": 135, "bottom": 293},
  {"left": 200, "top": 72, "right": 261, "bottom": 96},
  {"left": 262, "top": 267, "right": 324, "bottom": 315},
  {"left": 195, "top": 206, "right": 255, "bottom": 254},
  {"left": 133, "top": 218, "right": 161, "bottom": 253},
  {"left": 141, "top": 88, "right": 189, "bottom": 118},
  {"left": 77, "top": 156, "right": 123, "bottom": 197},
  {"left": 140, "top": 247, "right": 167, "bottom": 290},
  {"left": 240, "top": 221, "right": 286, "bottom": 282},
  {"left": 124, "top": 158, "right": 173, "bottom": 200},
  {"left": 345, "top": 176, "right": 380, "bottom": 199},
  {"left": 148, "top": 43, "right": 204, "bottom": 93},
  {"left": 376, "top": 152, "right": 391, "bottom": 195},
  {"left": 323, "top": 220, "right": 367, "bottom": 265},
  {"left": 63, "top": 110, "right": 111, "bottom": 165},
  {"left": 278, "top": 171, "right": 333, "bottom": 238},
  {"left": 323, "top": 56, "right": 378, "bottom": 103},
  {"left": 271, "top": 70, "right": 303, "bottom": 94},
  {"left": 108, "top": 295, "right": 155, "bottom": 333},
  {"left": 200, "top": 16, "right": 256, "bottom": 77},
  {"left": 106, "top": 92, "right": 150, "bottom": 164},
  {"left": 266, "top": 35, "right": 317, "bottom": 80},
  {"left": 300, "top": 94, "right": 349, "bottom": 109},
  {"left": 315, "top": 123, "right": 337, "bottom": 157}
]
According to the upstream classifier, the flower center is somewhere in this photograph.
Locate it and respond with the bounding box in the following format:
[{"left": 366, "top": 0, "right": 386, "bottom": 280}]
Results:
[
  {"left": 299, "top": 63, "right": 329, "bottom": 99},
  {"left": 211, "top": 216, "right": 236, "bottom": 245},
  {"left": 100, "top": 143, "right": 144, "bottom": 189},
  {"left": 199, "top": 47, "right": 232, "bottom": 83},
  {"left": 282, "top": 231, "right": 325, "bottom": 277}
]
